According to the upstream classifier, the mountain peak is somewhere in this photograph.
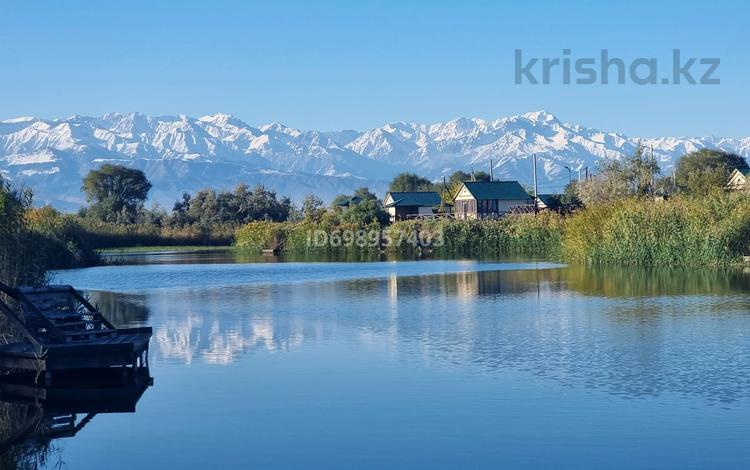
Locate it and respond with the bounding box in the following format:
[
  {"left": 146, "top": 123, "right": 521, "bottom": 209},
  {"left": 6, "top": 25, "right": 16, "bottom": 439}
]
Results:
[
  {"left": 198, "top": 113, "right": 248, "bottom": 128},
  {"left": 259, "top": 121, "right": 296, "bottom": 133},
  {"left": 520, "top": 110, "right": 558, "bottom": 123},
  {"left": 2, "top": 110, "right": 748, "bottom": 210}
]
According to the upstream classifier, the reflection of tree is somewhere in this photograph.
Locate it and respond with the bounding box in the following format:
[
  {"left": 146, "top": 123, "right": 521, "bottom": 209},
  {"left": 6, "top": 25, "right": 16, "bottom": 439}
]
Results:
[
  {"left": 315, "top": 269, "right": 750, "bottom": 404},
  {"left": 87, "top": 291, "right": 150, "bottom": 327},
  {"left": 102, "top": 264, "right": 750, "bottom": 404}
]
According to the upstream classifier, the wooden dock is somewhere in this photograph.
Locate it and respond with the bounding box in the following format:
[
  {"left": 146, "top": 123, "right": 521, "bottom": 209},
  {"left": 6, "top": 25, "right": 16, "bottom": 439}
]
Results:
[{"left": 0, "top": 282, "right": 152, "bottom": 381}]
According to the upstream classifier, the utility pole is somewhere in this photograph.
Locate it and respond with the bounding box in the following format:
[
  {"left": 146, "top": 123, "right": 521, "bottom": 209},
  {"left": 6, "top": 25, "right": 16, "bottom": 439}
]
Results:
[
  {"left": 532, "top": 154, "right": 538, "bottom": 214},
  {"left": 489, "top": 159, "right": 494, "bottom": 181},
  {"left": 650, "top": 145, "right": 655, "bottom": 194},
  {"left": 441, "top": 176, "right": 447, "bottom": 213},
  {"left": 585, "top": 166, "right": 589, "bottom": 181},
  {"left": 578, "top": 168, "right": 582, "bottom": 182}
]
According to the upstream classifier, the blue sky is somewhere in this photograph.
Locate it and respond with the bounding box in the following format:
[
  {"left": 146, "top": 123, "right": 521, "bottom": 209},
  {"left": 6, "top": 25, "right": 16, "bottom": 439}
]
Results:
[{"left": 1, "top": 0, "right": 747, "bottom": 136}]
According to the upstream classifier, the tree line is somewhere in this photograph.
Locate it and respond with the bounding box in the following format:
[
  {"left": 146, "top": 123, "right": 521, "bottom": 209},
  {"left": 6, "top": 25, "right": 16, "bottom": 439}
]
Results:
[
  {"left": 78, "top": 164, "right": 500, "bottom": 229},
  {"left": 3, "top": 146, "right": 748, "bottom": 285},
  {"left": 572, "top": 147, "right": 748, "bottom": 205}
]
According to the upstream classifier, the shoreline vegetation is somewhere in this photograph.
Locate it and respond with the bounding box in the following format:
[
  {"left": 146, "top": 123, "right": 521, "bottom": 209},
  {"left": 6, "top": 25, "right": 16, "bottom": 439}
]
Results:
[
  {"left": 4, "top": 147, "right": 750, "bottom": 288},
  {"left": 234, "top": 190, "right": 750, "bottom": 267}
]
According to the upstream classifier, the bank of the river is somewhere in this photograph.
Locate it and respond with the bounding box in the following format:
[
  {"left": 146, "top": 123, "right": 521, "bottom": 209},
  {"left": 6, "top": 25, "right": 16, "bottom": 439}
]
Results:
[
  {"left": 234, "top": 192, "right": 750, "bottom": 267},
  {"left": 97, "top": 245, "right": 233, "bottom": 254},
  {"left": 234, "top": 211, "right": 564, "bottom": 258}
]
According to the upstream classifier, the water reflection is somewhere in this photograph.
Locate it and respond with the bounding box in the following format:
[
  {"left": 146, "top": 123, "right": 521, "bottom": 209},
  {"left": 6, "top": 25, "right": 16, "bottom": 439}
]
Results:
[
  {"left": 79, "top": 263, "right": 750, "bottom": 405},
  {"left": 564, "top": 264, "right": 750, "bottom": 297},
  {"left": 0, "top": 368, "right": 153, "bottom": 469}
]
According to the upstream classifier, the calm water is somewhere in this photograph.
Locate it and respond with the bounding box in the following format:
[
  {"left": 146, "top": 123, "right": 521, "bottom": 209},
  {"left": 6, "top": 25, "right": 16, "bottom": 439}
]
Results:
[{"left": 3, "top": 252, "right": 750, "bottom": 469}]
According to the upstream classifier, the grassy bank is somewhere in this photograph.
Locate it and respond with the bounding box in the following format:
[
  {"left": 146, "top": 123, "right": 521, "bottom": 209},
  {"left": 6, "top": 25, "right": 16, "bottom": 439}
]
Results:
[
  {"left": 235, "top": 192, "right": 750, "bottom": 267},
  {"left": 384, "top": 212, "right": 564, "bottom": 256},
  {"left": 97, "top": 245, "right": 232, "bottom": 254},
  {"left": 71, "top": 218, "right": 234, "bottom": 249},
  {"left": 235, "top": 212, "right": 564, "bottom": 257},
  {"left": 563, "top": 192, "right": 750, "bottom": 266}
]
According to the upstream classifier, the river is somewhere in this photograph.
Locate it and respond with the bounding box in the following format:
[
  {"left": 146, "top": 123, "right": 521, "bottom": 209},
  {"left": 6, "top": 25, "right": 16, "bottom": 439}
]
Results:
[{"left": 2, "top": 251, "right": 749, "bottom": 469}]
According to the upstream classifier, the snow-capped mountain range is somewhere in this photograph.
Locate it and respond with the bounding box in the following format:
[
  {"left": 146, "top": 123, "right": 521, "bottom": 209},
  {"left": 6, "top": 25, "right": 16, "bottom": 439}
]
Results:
[{"left": 1, "top": 111, "right": 748, "bottom": 209}]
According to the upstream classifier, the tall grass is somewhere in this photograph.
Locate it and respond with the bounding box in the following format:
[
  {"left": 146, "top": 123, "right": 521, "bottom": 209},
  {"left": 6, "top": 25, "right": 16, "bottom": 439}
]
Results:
[
  {"left": 237, "top": 193, "right": 750, "bottom": 267},
  {"left": 235, "top": 212, "right": 564, "bottom": 257},
  {"left": 563, "top": 192, "right": 750, "bottom": 266},
  {"left": 386, "top": 212, "right": 564, "bottom": 256},
  {"left": 0, "top": 182, "right": 48, "bottom": 286},
  {"left": 235, "top": 220, "right": 383, "bottom": 253},
  {"left": 73, "top": 218, "right": 234, "bottom": 249}
]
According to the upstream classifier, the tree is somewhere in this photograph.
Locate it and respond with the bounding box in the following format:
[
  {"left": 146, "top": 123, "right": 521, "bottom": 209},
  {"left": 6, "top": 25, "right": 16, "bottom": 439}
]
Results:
[
  {"left": 388, "top": 173, "right": 435, "bottom": 192},
  {"left": 562, "top": 181, "right": 581, "bottom": 205},
  {"left": 352, "top": 187, "right": 379, "bottom": 202},
  {"left": 302, "top": 193, "right": 325, "bottom": 222},
  {"left": 576, "top": 166, "right": 629, "bottom": 206},
  {"left": 675, "top": 149, "right": 748, "bottom": 195},
  {"left": 575, "top": 145, "right": 660, "bottom": 206},
  {"left": 623, "top": 144, "right": 660, "bottom": 195},
  {"left": 168, "top": 183, "right": 293, "bottom": 226},
  {"left": 82, "top": 164, "right": 152, "bottom": 223},
  {"left": 340, "top": 198, "right": 388, "bottom": 225},
  {"left": 332, "top": 187, "right": 380, "bottom": 213}
]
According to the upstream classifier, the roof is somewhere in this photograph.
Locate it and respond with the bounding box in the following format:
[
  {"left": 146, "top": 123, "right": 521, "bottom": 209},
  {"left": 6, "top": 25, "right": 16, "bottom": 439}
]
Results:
[
  {"left": 385, "top": 191, "right": 441, "bottom": 208},
  {"left": 536, "top": 194, "right": 560, "bottom": 207},
  {"left": 338, "top": 195, "right": 362, "bottom": 206},
  {"left": 458, "top": 181, "right": 530, "bottom": 201}
]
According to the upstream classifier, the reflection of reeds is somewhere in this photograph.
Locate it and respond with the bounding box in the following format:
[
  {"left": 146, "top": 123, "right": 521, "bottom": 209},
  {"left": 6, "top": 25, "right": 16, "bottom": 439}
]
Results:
[
  {"left": 0, "top": 402, "right": 56, "bottom": 470},
  {"left": 562, "top": 264, "right": 750, "bottom": 298}
]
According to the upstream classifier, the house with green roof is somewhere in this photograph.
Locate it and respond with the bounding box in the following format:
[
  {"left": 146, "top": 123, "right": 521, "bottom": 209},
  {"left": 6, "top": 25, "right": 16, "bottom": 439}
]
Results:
[
  {"left": 453, "top": 181, "right": 533, "bottom": 219},
  {"left": 383, "top": 191, "right": 442, "bottom": 222},
  {"left": 337, "top": 195, "right": 362, "bottom": 213}
]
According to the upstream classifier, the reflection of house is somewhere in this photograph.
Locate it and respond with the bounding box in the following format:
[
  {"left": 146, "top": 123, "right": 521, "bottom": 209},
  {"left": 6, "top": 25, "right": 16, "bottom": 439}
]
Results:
[
  {"left": 338, "top": 195, "right": 361, "bottom": 213},
  {"left": 726, "top": 167, "right": 750, "bottom": 191},
  {"left": 384, "top": 191, "right": 441, "bottom": 222},
  {"left": 453, "top": 181, "right": 532, "bottom": 219}
]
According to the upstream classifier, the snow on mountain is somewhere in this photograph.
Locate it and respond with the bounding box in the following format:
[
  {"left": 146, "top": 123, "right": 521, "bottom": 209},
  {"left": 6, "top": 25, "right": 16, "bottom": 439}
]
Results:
[{"left": 1, "top": 111, "right": 749, "bottom": 209}]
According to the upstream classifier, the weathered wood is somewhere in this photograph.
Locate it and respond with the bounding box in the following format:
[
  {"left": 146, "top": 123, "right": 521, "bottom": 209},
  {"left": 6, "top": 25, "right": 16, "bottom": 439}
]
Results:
[{"left": 0, "top": 282, "right": 152, "bottom": 374}]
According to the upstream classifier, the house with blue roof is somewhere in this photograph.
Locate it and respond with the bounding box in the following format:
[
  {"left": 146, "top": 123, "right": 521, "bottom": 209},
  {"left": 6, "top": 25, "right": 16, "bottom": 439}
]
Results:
[
  {"left": 383, "top": 191, "right": 442, "bottom": 222},
  {"left": 453, "top": 181, "right": 533, "bottom": 219}
]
